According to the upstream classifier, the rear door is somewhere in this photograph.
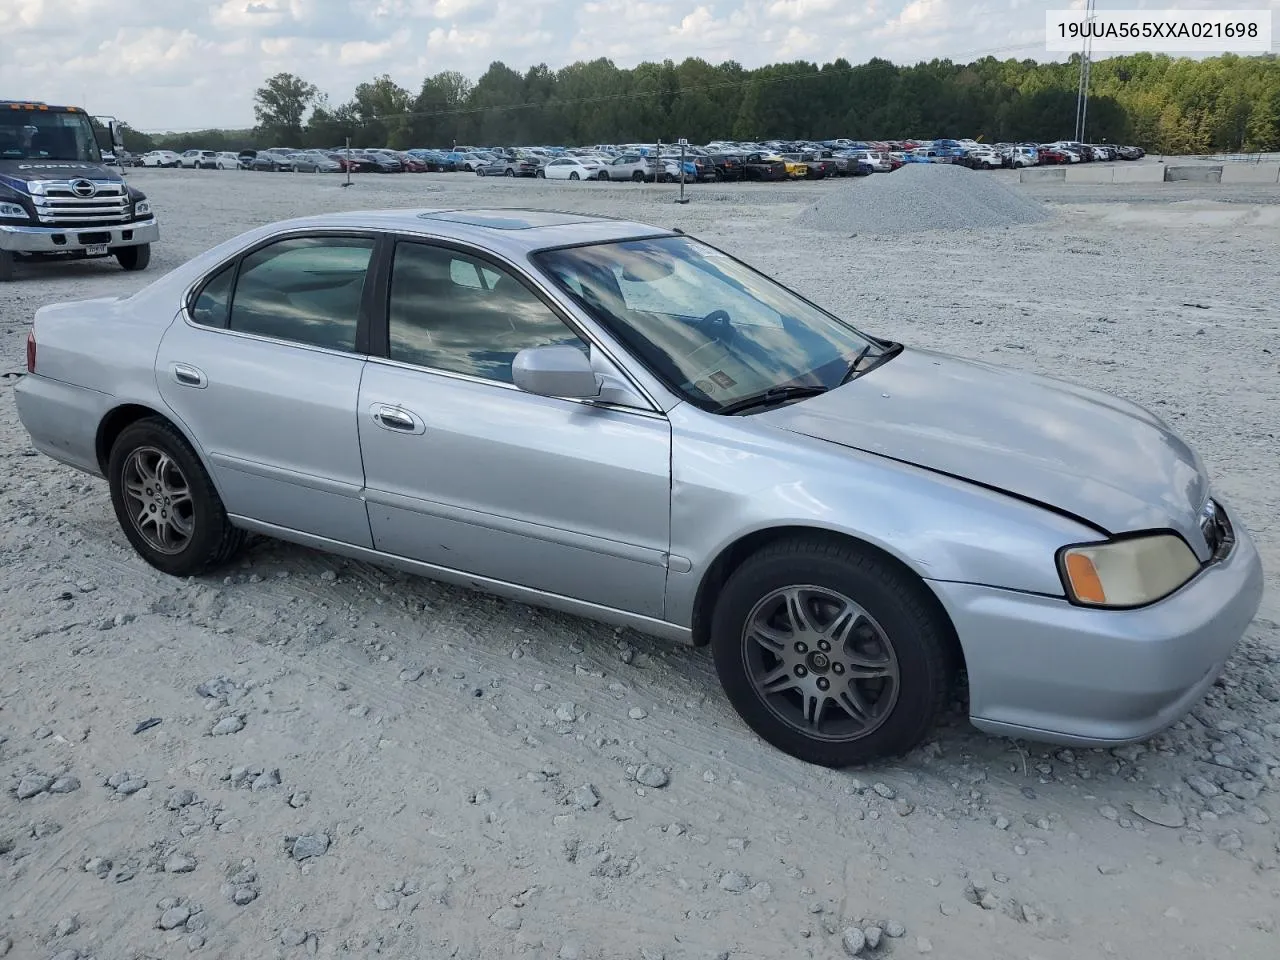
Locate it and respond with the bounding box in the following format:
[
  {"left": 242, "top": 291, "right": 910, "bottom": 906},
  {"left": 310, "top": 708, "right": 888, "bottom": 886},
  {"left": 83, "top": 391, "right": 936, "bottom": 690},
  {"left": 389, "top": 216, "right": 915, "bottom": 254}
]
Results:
[
  {"left": 356, "top": 237, "right": 672, "bottom": 618},
  {"left": 156, "top": 231, "right": 385, "bottom": 547}
]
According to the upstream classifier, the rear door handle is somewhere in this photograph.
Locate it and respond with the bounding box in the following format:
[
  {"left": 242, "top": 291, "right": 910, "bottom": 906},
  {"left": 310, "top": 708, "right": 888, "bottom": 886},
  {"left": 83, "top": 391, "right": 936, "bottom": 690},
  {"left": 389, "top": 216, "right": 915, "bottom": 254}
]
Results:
[
  {"left": 370, "top": 403, "right": 424, "bottom": 434},
  {"left": 171, "top": 362, "right": 207, "bottom": 388}
]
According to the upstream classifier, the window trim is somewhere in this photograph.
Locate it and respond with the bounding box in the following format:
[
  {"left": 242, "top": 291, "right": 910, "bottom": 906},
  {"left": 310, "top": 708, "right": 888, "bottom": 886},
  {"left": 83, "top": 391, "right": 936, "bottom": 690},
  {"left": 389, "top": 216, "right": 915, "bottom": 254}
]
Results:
[
  {"left": 181, "top": 228, "right": 388, "bottom": 356},
  {"left": 372, "top": 234, "right": 662, "bottom": 413}
]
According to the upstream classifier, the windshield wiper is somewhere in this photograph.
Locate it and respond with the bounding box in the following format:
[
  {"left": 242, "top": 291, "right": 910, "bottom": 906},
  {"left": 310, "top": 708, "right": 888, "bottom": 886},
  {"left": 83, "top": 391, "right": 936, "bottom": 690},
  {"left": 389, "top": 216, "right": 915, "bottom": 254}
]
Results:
[
  {"left": 717, "top": 384, "right": 829, "bottom": 415},
  {"left": 840, "top": 343, "right": 874, "bottom": 385},
  {"left": 840, "top": 340, "right": 903, "bottom": 384}
]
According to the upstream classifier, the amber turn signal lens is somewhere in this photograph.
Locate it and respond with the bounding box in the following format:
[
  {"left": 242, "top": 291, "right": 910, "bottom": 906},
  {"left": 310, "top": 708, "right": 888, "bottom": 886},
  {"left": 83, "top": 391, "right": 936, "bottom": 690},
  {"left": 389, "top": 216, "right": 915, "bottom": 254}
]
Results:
[{"left": 1063, "top": 552, "right": 1106, "bottom": 604}]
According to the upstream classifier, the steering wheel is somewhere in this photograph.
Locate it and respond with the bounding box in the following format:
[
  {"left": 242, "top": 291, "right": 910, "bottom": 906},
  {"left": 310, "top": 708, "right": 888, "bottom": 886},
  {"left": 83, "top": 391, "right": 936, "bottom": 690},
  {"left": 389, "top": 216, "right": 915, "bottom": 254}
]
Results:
[{"left": 701, "top": 309, "right": 733, "bottom": 340}]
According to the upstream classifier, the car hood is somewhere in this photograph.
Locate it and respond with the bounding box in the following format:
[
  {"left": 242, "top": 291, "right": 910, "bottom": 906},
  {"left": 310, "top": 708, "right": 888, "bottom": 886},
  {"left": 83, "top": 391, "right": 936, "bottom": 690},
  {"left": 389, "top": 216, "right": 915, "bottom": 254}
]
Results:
[{"left": 758, "top": 347, "right": 1210, "bottom": 546}]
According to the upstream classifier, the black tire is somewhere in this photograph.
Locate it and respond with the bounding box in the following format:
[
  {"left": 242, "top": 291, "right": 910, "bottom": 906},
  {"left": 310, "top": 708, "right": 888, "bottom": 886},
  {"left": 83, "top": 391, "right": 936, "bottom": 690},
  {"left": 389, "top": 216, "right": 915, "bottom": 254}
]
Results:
[
  {"left": 505, "top": 168, "right": 515, "bottom": 177},
  {"left": 598, "top": 171, "right": 609, "bottom": 181},
  {"left": 115, "top": 244, "right": 150, "bottom": 272},
  {"left": 631, "top": 170, "right": 645, "bottom": 182},
  {"left": 536, "top": 169, "right": 545, "bottom": 178},
  {"left": 569, "top": 171, "right": 579, "bottom": 181},
  {"left": 107, "top": 417, "right": 245, "bottom": 577},
  {"left": 477, "top": 168, "right": 486, "bottom": 177},
  {"left": 0, "top": 249, "right": 15, "bottom": 282},
  {"left": 709, "top": 536, "right": 953, "bottom": 767}
]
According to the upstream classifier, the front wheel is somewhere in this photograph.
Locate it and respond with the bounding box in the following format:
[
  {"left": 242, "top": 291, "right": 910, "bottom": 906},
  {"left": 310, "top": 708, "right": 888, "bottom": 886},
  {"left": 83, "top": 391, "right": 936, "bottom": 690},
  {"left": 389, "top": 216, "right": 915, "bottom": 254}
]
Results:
[
  {"left": 115, "top": 243, "right": 151, "bottom": 272},
  {"left": 710, "top": 536, "right": 953, "bottom": 767},
  {"left": 107, "top": 417, "right": 246, "bottom": 576}
]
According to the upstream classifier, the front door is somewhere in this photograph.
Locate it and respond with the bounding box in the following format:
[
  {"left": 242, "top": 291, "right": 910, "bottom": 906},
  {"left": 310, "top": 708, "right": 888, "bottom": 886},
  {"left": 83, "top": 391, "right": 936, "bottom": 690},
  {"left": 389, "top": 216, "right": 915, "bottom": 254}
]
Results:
[
  {"left": 156, "top": 232, "right": 378, "bottom": 547},
  {"left": 357, "top": 238, "right": 671, "bottom": 619}
]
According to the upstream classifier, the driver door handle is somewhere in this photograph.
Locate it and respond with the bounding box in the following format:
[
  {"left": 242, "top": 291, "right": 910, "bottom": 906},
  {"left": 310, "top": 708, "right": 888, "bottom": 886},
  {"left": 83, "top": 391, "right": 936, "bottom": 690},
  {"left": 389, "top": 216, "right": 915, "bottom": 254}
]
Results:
[{"left": 370, "top": 404, "right": 423, "bottom": 434}]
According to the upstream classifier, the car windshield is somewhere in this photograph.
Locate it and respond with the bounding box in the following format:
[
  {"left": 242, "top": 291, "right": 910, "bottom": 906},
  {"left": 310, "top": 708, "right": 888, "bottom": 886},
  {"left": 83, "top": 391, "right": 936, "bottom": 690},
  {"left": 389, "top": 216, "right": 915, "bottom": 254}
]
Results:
[
  {"left": 533, "top": 235, "right": 884, "bottom": 412},
  {"left": 0, "top": 109, "right": 102, "bottom": 162}
]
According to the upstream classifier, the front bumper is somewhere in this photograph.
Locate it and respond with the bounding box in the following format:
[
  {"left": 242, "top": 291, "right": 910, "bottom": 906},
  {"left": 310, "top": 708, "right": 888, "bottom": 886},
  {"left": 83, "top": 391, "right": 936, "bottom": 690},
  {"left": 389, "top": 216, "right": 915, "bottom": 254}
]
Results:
[
  {"left": 929, "top": 505, "right": 1265, "bottom": 746},
  {"left": 0, "top": 219, "right": 159, "bottom": 254}
]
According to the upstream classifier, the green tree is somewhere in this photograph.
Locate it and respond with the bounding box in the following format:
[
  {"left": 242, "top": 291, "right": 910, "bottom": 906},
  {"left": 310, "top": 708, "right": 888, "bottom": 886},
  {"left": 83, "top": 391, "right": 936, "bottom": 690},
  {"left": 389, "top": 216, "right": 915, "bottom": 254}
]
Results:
[{"left": 253, "top": 73, "right": 319, "bottom": 145}]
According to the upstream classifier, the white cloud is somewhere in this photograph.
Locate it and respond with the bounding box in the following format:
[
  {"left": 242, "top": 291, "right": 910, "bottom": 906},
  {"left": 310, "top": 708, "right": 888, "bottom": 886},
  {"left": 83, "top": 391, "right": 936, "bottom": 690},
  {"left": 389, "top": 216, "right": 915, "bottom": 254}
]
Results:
[{"left": 4, "top": 0, "right": 1271, "bottom": 130}]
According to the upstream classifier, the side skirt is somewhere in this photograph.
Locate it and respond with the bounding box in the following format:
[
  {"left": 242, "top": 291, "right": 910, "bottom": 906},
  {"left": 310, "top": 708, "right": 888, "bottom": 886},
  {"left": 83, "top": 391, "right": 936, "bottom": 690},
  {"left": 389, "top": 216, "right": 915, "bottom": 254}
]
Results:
[{"left": 228, "top": 515, "right": 694, "bottom": 645}]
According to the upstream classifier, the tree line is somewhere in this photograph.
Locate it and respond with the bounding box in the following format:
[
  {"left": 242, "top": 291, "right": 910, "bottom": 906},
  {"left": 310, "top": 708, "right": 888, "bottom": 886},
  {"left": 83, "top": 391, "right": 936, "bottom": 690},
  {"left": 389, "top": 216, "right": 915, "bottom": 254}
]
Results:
[{"left": 122, "top": 52, "right": 1280, "bottom": 156}]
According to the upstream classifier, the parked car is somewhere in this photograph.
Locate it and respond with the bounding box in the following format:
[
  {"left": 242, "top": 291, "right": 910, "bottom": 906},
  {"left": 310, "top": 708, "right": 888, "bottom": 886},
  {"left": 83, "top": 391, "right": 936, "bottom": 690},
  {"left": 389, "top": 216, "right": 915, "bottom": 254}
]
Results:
[
  {"left": 138, "top": 150, "right": 181, "bottom": 168},
  {"left": 13, "top": 207, "right": 1261, "bottom": 768},
  {"left": 708, "top": 153, "right": 745, "bottom": 180},
  {"left": 327, "top": 152, "right": 379, "bottom": 173},
  {"left": 249, "top": 150, "right": 296, "bottom": 172},
  {"left": 539, "top": 157, "right": 609, "bottom": 180},
  {"left": 290, "top": 151, "right": 342, "bottom": 173},
  {"left": 599, "top": 154, "right": 660, "bottom": 182},
  {"left": 476, "top": 156, "right": 539, "bottom": 177},
  {"left": 740, "top": 153, "right": 787, "bottom": 180},
  {"left": 179, "top": 149, "right": 219, "bottom": 170},
  {"left": 214, "top": 151, "right": 243, "bottom": 170}
]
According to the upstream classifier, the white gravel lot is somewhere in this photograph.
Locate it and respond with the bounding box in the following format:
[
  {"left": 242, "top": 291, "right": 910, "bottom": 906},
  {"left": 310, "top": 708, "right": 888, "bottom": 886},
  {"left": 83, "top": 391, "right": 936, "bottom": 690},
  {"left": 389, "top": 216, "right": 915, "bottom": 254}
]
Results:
[{"left": 1, "top": 167, "right": 1278, "bottom": 960}]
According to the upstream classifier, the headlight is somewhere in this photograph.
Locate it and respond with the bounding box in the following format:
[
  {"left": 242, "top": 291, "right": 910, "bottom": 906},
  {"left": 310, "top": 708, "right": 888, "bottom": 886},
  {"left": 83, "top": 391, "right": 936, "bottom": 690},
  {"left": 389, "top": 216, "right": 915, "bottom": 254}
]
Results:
[
  {"left": 0, "top": 201, "right": 28, "bottom": 219},
  {"left": 134, "top": 200, "right": 152, "bottom": 217},
  {"left": 1058, "top": 533, "right": 1200, "bottom": 608}
]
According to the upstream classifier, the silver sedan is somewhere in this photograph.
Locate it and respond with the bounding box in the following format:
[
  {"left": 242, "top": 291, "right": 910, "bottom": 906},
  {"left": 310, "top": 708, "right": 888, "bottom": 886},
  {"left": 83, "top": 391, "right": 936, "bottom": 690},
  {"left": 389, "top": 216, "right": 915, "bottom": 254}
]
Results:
[{"left": 13, "top": 208, "right": 1264, "bottom": 767}]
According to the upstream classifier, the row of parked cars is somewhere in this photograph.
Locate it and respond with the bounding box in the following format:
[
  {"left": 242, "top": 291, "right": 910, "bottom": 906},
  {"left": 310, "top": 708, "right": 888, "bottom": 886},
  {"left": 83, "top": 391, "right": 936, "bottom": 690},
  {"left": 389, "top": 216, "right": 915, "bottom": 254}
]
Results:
[{"left": 119, "top": 137, "right": 1147, "bottom": 183}]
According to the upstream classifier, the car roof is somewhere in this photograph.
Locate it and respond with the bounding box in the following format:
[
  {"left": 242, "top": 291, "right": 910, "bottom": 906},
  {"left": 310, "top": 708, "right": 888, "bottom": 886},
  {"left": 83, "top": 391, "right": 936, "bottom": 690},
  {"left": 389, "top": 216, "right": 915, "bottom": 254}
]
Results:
[{"left": 257, "top": 208, "right": 676, "bottom": 253}]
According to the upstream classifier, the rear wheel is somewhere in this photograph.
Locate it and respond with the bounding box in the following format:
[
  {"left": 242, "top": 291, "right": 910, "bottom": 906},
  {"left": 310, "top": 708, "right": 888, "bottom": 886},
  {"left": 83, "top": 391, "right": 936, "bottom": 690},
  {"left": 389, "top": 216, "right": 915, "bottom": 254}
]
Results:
[
  {"left": 536, "top": 169, "right": 545, "bottom": 178},
  {"left": 631, "top": 170, "right": 645, "bottom": 182},
  {"left": 569, "top": 171, "right": 579, "bottom": 181},
  {"left": 107, "top": 417, "right": 245, "bottom": 577},
  {"left": 477, "top": 168, "right": 486, "bottom": 177},
  {"left": 115, "top": 244, "right": 150, "bottom": 272},
  {"left": 710, "top": 536, "right": 953, "bottom": 767},
  {"left": 505, "top": 168, "right": 515, "bottom": 177}
]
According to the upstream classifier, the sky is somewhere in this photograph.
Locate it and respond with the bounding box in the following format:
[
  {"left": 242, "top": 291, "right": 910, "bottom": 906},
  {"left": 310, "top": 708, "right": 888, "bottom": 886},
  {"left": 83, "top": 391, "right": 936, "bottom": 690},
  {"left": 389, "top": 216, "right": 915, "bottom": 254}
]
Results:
[{"left": 1, "top": 0, "right": 1274, "bottom": 131}]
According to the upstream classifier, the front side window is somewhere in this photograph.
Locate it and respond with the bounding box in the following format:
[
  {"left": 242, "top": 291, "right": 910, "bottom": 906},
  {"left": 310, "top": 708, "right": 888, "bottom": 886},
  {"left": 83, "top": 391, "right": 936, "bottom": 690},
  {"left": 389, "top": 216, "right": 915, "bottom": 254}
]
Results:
[
  {"left": 227, "top": 236, "right": 374, "bottom": 351},
  {"left": 534, "top": 236, "right": 882, "bottom": 412},
  {"left": 387, "top": 242, "right": 586, "bottom": 383}
]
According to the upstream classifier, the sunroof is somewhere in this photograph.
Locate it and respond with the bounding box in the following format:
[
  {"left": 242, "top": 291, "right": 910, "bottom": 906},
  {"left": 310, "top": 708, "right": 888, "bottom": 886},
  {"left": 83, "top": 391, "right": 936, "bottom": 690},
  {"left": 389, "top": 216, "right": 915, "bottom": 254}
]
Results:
[{"left": 417, "top": 209, "right": 599, "bottom": 230}]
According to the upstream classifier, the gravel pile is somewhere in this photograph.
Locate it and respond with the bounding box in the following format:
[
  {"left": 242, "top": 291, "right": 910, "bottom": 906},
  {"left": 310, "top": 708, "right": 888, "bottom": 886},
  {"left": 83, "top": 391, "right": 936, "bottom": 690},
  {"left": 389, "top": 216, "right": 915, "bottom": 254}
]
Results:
[{"left": 796, "top": 162, "right": 1053, "bottom": 234}]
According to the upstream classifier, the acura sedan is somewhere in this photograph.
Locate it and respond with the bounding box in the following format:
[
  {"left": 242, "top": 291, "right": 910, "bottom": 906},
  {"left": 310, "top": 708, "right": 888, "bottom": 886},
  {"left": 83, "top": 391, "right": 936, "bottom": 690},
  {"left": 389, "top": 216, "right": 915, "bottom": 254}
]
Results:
[{"left": 13, "top": 209, "right": 1263, "bottom": 767}]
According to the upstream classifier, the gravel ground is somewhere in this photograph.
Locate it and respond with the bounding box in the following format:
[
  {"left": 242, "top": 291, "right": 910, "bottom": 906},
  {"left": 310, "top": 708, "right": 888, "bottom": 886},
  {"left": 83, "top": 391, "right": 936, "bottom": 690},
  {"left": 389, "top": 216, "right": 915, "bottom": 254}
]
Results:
[
  {"left": 795, "top": 163, "right": 1052, "bottom": 233},
  {"left": 1, "top": 169, "right": 1278, "bottom": 960}
]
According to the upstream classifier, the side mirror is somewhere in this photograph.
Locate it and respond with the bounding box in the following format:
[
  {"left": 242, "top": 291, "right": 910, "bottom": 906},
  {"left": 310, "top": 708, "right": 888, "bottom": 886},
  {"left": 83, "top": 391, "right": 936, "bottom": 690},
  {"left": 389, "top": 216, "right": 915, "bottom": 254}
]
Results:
[
  {"left": 512, "top": 345, "right": 600, "bottom": 399},
  {"left": 108, "top": 119, "right": 126, "bottom": 153}
]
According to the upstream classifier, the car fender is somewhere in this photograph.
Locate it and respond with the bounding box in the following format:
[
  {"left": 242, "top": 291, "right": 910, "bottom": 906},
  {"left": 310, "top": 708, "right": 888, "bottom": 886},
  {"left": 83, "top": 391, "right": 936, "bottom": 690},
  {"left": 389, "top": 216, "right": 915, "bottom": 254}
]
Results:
[{"left": 664, "top": 405, "right": 1095, "bottom": 628}]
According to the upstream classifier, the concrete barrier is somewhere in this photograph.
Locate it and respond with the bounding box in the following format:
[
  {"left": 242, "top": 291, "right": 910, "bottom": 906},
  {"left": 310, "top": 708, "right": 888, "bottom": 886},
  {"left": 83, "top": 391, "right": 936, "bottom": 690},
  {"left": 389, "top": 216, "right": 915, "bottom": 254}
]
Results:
[
  {"left": 1163, "top": 165, "right": 1223, "bottom": 183},
  {"left": 1019, "top": 167, "right": 1066, "bottom": 183},
  {"left": 1221, "top": 163, "right": 1280, "bottom": 184}
]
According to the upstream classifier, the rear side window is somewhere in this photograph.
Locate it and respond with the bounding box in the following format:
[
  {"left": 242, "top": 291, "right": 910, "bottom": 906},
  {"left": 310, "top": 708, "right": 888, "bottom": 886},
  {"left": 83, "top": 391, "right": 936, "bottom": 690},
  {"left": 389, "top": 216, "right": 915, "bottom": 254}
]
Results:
[
  {"left": 227, "top": 236, "right": 374, "bottom": 352},
  {"left": 190, "top": 263, "right": 234, "bottom": 327}
]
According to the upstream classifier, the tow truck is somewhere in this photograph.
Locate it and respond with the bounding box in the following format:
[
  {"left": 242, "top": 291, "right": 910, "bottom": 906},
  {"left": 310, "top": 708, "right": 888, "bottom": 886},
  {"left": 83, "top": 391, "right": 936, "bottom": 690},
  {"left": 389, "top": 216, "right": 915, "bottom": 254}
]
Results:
[{"left": 0, "top": 100, "right": 159, "bottom": 281}]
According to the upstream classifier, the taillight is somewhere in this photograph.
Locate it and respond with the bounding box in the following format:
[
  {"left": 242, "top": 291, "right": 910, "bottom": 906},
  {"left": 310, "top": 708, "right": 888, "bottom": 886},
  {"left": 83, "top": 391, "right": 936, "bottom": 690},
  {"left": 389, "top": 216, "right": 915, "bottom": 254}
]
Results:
[{"left": 26, "top": 329, "right": 36, "bottom": 373}]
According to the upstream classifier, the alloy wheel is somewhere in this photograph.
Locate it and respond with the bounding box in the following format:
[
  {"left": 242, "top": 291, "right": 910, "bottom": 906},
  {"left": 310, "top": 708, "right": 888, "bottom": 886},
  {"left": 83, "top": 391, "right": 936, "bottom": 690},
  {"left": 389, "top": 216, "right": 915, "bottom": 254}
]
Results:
[
  {"left": 121, "top": 446, "right": 195, "bottom": 555},
  {"left": 742, "top": 585, "right": 900, "bottom": 742}
]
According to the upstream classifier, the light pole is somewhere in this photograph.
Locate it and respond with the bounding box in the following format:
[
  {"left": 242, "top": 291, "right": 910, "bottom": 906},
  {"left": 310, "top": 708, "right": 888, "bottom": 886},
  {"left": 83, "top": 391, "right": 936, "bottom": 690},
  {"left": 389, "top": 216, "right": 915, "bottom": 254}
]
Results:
[{"left": 1074, "top": 0, "right": 1097, "bottom": 142}]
